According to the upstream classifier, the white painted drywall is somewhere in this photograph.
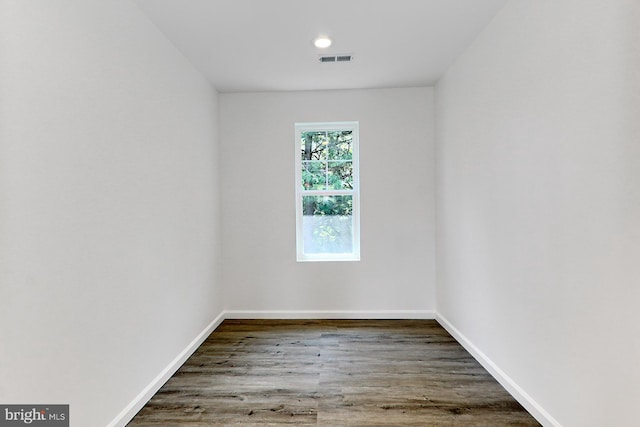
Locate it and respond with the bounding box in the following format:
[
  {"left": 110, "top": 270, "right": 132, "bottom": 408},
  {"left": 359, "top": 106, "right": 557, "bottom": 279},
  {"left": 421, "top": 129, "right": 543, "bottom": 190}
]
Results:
[
  {"left": 219, "top": 88, "right": 436, "bottom": 315},
  {"left": 435, "top": 1, "right": 640, "bottom": 426},
  {"left": 0, "top": 1, "right": 222, "bottom": 426}
]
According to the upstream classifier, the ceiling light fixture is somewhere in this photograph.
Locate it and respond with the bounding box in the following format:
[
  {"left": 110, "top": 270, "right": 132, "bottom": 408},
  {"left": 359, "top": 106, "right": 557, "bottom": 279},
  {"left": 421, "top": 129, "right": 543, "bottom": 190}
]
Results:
[{"left": 313, "top": 36, "right": 332, "bottom": 49}]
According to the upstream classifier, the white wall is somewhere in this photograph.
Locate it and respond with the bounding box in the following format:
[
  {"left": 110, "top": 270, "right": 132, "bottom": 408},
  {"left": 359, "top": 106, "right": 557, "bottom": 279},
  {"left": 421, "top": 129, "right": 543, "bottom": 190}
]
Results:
[
  {"left": 0, "top": 1, "right": 222, "bottom": 426},
  {"left": 435, "top": 1, "right": 640, "bottom": 426},
  {"left": 219, "top": 88, "right": 436, "bottom": 316}
]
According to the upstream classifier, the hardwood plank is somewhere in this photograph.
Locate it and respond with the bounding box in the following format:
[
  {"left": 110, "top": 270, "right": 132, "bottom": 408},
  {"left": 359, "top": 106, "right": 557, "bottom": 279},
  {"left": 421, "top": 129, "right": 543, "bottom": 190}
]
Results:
[{"left": 128, "top": 320, "right": 540, "bottom": 426}]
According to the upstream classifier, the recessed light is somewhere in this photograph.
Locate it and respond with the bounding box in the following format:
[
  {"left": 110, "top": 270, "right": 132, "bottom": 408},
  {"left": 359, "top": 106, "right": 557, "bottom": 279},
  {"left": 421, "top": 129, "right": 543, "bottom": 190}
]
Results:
[{"left": 313, "top": 36, "right": 332, "bottom": 49}]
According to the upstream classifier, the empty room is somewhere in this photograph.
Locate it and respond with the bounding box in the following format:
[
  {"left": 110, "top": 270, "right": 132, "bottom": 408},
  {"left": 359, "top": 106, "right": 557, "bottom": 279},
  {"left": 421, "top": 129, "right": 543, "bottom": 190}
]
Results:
[{"left": 1, "top": 0, "right": 638, "bottom": 426}]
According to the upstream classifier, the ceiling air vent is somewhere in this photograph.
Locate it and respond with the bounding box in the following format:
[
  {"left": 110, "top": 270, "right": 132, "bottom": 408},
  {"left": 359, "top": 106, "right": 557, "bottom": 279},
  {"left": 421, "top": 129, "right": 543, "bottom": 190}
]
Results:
[{"left": 319, "top": 54, "right": 353, "bottom": 63}]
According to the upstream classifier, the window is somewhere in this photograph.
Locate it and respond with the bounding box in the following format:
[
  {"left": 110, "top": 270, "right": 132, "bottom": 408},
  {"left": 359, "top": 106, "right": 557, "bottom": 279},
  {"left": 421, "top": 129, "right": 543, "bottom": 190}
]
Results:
[{"left": 295, "top": 122, "right": 360, "bottom": 262}]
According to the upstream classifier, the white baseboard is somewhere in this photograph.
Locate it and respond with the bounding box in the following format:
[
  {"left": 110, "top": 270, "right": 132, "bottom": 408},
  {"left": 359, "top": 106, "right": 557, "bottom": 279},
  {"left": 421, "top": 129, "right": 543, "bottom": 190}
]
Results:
[
  {"left": 435, "top": 313, "right": 561, "bottom": 427},
  {"left": 224, "top": 310, "right": 436, "bottom": 319},
  {"left": 107, "top": 311, "right": 225, "bottom": 427}
]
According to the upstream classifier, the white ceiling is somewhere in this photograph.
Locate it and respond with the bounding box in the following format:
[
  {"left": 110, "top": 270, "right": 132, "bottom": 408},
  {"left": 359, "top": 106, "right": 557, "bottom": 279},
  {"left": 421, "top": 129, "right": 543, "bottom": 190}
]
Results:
[{"left": 134, "top": 0, "right": 507, "bottom": 93}]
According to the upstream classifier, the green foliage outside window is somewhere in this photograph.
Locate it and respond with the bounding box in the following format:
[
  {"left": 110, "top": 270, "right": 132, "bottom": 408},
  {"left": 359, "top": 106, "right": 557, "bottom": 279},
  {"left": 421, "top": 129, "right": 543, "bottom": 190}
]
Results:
[{"left": 301, "top": 130, "right": 353, "bottom": 216}]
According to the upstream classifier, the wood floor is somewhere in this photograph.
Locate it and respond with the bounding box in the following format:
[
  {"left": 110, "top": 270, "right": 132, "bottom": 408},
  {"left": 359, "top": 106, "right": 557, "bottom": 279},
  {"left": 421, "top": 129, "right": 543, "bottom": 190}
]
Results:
[{"left": 128, "top": 320, "right": 540, "bottom": 426}]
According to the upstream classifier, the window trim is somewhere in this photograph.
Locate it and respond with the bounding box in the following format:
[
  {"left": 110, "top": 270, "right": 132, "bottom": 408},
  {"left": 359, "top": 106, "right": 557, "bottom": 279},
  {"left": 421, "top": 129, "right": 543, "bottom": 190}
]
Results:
[{"left": 295, "top": 121, "right": 360, "bottom": 262}]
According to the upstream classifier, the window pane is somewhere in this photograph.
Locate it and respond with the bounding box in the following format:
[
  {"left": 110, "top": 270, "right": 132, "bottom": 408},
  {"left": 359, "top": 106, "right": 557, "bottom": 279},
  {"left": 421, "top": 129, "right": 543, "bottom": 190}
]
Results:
[
  {"left": 300, "top": 130, "right": 353, "bottom": 162},
  {"left": 300, "top": 132, "right": 327, "bottom": 161},
  {"left": 327, "top": 161, "right": 353, "bottom": 190},
  {"left": 302, "top": 195, "right": 353, "bottom": 254},
  {"left": 302, "top": 161, "right": 326, "bottom": 190},
  {"left": 327, "top": 130, "right": 353, "bottom": 161}
]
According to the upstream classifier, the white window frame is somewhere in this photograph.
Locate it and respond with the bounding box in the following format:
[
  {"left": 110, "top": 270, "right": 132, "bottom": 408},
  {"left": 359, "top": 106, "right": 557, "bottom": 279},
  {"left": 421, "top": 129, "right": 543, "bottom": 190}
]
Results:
[{"left": 295, "top": 121, "right": 360, "bottom": 262}]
